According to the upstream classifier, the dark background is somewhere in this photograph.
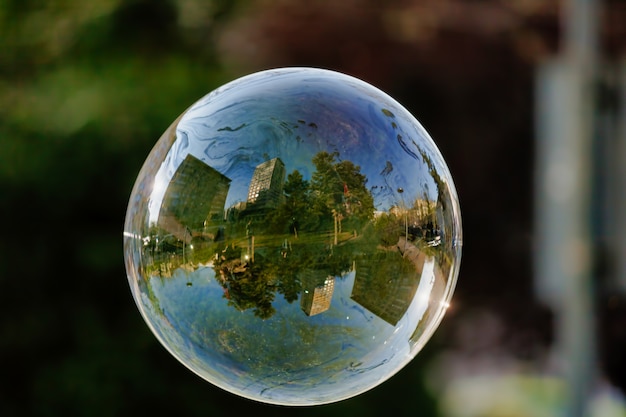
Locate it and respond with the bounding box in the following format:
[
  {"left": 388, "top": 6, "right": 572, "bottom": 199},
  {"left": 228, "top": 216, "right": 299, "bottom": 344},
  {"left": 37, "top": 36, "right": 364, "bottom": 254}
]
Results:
[{"left": 1, "top": 1, "right": 624, "bottom": 416}]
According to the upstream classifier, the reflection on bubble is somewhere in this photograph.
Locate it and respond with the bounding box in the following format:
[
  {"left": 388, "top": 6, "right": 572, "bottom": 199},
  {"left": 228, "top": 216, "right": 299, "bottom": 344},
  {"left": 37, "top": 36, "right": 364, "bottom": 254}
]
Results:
[{"left": 123, "top": 67, "right": 462, "bottom": 406}]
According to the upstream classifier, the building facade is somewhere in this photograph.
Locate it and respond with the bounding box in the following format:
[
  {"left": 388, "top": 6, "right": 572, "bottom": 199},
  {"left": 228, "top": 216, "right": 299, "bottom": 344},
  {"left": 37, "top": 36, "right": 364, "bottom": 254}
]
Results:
[
  {"left": 300, "top": 273, "right": 335, "bottom": 316},
  {"left": 246, "top": 157, "right": 286, "bottom": 211},
  {"left": 158, "top": 154, "right": 231, "bottom": 241}
]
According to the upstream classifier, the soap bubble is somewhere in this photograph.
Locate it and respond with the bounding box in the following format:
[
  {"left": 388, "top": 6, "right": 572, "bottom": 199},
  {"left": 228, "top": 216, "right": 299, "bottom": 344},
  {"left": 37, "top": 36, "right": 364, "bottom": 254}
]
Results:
[{"left": 123, "top": 67, "right": 462, "bottom": 406}]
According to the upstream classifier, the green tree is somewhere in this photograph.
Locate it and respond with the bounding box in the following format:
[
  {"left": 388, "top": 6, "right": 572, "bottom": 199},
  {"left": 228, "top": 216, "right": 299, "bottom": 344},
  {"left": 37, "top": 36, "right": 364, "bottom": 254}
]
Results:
[
  {"left": 335, "top": 159, "right": 375, "bottom": 226},
  {"left": 268, "top": 169, "right": 317, "bottom": 235},
  {"left": 219, "top": 255, "right": 277, "bottom": 319},
  {"left": 310, "top": 151, "right": 375, "bottom": 231}
]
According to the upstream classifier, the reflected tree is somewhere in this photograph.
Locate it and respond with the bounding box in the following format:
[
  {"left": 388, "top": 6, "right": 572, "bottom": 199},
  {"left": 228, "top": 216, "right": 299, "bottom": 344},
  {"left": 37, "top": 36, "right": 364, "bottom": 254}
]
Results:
[
  {"left": 209, "top": 151, "right": 380, "bottom": 318},
  {"left": 215, "top": 250, "right": 278, "bottom": 319},
  {"left": 267, "top": 169, "right": 317, "bottom": 235},
  {"left": 310, "top": 151, "right": 375, "bottom": 231}
]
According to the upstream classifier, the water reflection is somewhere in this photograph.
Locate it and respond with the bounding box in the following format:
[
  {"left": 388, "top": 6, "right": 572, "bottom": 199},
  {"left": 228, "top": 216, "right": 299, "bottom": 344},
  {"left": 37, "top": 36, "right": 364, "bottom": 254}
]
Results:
[
  {"left": 143, "top": 150, "right": 448, "bottom": 322},
  {"left": 124, "top": 67, "right": 461, "bottom": 405}
]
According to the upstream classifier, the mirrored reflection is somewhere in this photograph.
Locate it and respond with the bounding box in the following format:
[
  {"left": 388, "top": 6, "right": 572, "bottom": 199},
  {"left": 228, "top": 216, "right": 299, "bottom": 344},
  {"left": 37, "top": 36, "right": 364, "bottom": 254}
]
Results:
[{"left": 124, "top": 67, "right": 462, "bottom": 406}]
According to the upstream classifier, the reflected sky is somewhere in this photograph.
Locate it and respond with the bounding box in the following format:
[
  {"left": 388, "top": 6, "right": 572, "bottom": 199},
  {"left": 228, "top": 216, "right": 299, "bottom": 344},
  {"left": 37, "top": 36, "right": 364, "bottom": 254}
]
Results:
[
  {"left": 142, "top": 254, "right": 436, "bottom": 404},
  {"left": 148, "top": 68, "right": 443, "bottom": 223}
]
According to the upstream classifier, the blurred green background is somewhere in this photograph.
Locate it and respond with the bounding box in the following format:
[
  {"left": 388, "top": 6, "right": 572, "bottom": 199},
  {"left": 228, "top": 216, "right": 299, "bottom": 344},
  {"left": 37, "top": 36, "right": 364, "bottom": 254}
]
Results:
[{"left": 1, "top": 1, "right": 624, "bottom": 416}]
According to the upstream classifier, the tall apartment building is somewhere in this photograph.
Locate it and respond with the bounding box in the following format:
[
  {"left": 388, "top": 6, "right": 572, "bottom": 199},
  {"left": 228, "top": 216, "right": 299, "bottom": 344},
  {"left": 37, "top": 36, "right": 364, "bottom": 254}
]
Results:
[
  {"left": 300, "top": 273, "right": 335, "bottom": 316},
  {"left": 351, "top": 252, "right": 423, "bottom": 326},
  {"left": 246, "top": 157, "right": 286, "bottom": 211},
  {"left": 158, "top": 154, "right": 231, "bottom": 241}
]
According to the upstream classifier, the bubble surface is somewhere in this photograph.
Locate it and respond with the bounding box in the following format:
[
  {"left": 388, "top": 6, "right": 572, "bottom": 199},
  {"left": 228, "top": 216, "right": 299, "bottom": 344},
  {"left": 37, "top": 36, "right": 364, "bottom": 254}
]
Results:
[{"left": 123, "top": 67, "right": 462, "bottom": 406}]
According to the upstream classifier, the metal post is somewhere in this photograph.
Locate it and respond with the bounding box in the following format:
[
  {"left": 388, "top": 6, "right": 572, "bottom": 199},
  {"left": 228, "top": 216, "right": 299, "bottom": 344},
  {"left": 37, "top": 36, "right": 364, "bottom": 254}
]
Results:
[
  {"left": 561, "top": 1, "right": 599, "bottom": 415},
  {"left": 534, "top": 0, "right": 599, "bottom": 415}
]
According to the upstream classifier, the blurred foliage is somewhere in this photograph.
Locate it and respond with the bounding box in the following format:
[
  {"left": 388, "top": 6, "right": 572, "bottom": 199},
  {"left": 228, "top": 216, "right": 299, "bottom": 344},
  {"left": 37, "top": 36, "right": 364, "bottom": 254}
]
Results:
[
  {"left": 0, "top": 1, "right": 438, "bottom": 416},
  {"left": 4, "top": 0, "right": 624, "bottom": 415}
]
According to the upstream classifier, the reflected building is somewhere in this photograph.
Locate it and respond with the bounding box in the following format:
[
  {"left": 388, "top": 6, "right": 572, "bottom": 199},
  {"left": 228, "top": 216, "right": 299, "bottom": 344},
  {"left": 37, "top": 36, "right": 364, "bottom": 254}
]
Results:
[
  {"left": 413, "top": 199, "right": 437, "bottom": 220},
  {"left": 389, "top": 199, "right": 436, "bottom": 225},
  {"left": 225, "top": 201, "right": 247, "bottom": 222},
  {"left": 246, "top": 158, "right": 286, "bottom": 211},
  {"left": 301, "top": 273, "right": 335, "bottom": 316},
  {"left": 351, "top": 252, "right": 424, "bottom": 326},
  {"left": 158, "top": 154, "right": 231, "bottom": 242}
]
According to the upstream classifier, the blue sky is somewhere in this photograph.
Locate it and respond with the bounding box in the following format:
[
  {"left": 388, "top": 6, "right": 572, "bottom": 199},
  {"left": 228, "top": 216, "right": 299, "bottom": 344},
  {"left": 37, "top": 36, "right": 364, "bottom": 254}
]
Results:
[{"left": 146, "top": 68, "right": 449, "bottom": 224}]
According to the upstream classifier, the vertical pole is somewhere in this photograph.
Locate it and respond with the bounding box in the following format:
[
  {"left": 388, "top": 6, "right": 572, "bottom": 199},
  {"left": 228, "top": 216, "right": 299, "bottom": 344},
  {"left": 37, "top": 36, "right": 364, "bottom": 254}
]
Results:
[
  {"left": 334, "top": 210, "right": 338, "bottom": 246},
  {"left": 535, "top": 1, "right": 599, "bottom": 415},
  {"left": 561, "top": 1, "right": 599, "bottom": 415}
]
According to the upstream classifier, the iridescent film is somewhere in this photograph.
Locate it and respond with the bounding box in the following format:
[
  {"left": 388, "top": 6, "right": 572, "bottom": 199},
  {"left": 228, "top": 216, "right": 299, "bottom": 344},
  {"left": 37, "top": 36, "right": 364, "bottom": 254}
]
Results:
[{"left": 123, "top": 67, "right": 462, "bottom": 405}]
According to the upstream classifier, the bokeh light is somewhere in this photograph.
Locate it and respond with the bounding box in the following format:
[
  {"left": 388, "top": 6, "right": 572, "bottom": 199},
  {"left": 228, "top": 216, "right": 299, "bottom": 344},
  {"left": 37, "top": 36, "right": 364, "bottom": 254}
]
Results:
[{"left": 123, "top": 67, "right": 462, "bottom": 405}]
